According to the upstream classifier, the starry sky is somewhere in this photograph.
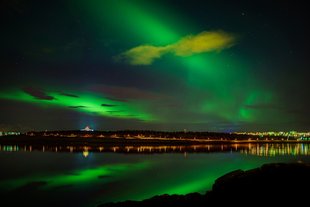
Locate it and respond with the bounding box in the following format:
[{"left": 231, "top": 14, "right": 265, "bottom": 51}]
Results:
[{"left": 1, "top": 0, "right": 309, "bottom": 132}]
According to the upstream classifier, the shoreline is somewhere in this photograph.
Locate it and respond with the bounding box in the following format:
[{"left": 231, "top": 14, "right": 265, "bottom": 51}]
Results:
[
  {"left": 0, "top": 135, "right": 310, "bottom": 145},
  {"left": 0, "top": 135, "right": 309, "bottom": 145}
]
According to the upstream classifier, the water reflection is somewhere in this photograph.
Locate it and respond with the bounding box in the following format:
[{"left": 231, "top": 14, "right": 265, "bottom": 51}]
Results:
[
  {"left": 1, "top": 143, "right": 309, "bottom": 207},
  {"left": 0, "top": 143, "right": 309, "bottom": 156},
  {"left": 240, "top": 143, "right": 309, "bottom": 156}
]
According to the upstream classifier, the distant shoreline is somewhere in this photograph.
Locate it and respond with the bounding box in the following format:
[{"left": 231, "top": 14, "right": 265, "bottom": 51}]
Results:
[
  {"left": 0, "top": 135, "right": 309, "bottom": 149},
  {"left": 2, "top": 129, "right": 309, "bottom": 146}
]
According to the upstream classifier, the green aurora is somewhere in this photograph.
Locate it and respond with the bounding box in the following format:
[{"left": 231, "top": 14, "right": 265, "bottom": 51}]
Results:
[
  {"left": 1, "top": 0, "right": 308, "bottom": 131},
  {"left": 0, "top": 89, "right": 153, "bottom": 121}
]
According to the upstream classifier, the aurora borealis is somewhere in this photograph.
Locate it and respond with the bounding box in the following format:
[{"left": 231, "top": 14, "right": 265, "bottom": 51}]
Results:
[{"left": 1, "top": 0, "right": 309, "bottom": 132}]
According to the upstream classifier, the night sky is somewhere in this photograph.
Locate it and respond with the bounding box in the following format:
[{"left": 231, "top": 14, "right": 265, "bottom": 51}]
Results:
[{"left": 1, "top": 0, "right": 309, "bottom": 132}]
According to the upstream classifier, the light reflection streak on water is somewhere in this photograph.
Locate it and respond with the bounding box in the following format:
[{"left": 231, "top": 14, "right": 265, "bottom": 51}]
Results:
[
  {"left": 0, "top": 143, "right": 309, "bottom": 156},
  {"left": 240, "top": 143, "right": 309, "bottom": 156}
]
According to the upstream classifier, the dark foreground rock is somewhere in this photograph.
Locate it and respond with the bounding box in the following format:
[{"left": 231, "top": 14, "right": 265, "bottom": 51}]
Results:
[{"left": 99, "top": 162, "right": 310, "bottom": 207}]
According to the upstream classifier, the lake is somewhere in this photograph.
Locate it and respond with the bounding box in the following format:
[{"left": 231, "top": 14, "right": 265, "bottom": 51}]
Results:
[{"left": 0, "top": 143, "right": 309, "bottom": 207}]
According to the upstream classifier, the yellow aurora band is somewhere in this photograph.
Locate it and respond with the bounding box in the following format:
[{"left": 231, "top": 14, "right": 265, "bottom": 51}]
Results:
[{"left": 121, "top": 31, "right": 236, "bottom": 65}]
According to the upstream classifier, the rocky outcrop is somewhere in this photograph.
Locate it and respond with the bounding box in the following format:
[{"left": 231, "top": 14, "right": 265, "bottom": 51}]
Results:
[{"left": 99, "top": 163, "right": 310, "bottom": 207}]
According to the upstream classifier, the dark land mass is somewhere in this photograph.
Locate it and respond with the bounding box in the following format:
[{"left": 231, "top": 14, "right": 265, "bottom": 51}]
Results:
[
  {"left": 23, "top": 130, "right": 302, "bottom": 140},
  {"left": 0, "top": 135, "right": 200, "bottom": 146},
  {"left": 1, "top": 132, "right": 309, "bottom": 154},
  {"left": 0, "top": 130, "right": 307, "bottom": 146},
  {"left": 99, "top": 162, "right": 310, "bottom": 207}
]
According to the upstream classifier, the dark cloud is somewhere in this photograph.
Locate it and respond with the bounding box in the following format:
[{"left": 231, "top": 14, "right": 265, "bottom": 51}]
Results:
[
  {"left": 101, "top": 103, "right": 117, "bottom": 107},
  {"left": 106, "top": 97, "right": 128, "bottom": 102},
  {"left": 13, "top": 181, "right": 48, "bottom": 193},
  {"left": 22, "top": 87, "right": 55, "bottom": 100},
  {"left": 59, "top": 92, "right": 79, "bottom": 98},
  {"left": 98, "top": 175, "right": 112, "bottom": 179},
  {"left": 68, "top": 106, "right": 86, "bottom": 108},
  {"left": 107, "top": 110, "right": 124, "bottom": 113}
]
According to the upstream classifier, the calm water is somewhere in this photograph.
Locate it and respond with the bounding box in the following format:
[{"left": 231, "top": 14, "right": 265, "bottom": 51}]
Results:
[{"left": 0, "top": 143, "right": 309, "bottom": 207}]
